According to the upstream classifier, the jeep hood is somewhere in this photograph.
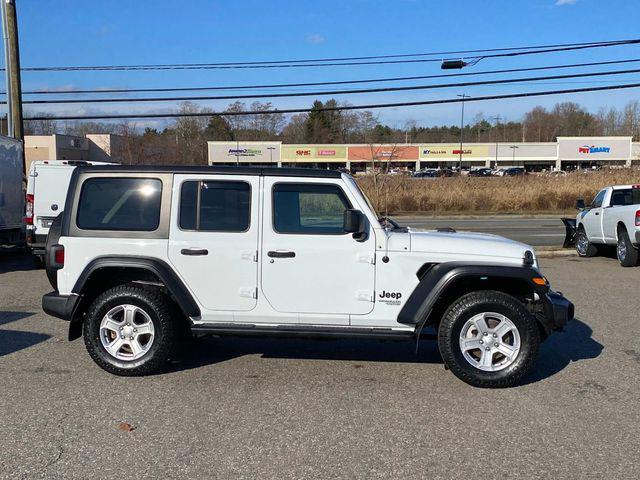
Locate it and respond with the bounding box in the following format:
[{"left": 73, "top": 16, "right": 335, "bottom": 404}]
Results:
[{"left": 408, "top": 228, "right": 534, "bottom": 265}]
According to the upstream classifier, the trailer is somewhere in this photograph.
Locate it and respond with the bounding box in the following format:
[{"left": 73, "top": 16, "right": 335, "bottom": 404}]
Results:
[{"left": 0, "top": 135, "right": 24, "bottom": 246}]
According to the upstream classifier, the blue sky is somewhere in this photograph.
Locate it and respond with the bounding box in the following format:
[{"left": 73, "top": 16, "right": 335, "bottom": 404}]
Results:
[{"left": 7, "top": 0, "right": 640, "bottom": 129}]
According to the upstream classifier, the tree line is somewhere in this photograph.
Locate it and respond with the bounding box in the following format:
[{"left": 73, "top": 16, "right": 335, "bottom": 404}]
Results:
[{"left": 17, "top": 98, "right": 640, "bottom": 165}]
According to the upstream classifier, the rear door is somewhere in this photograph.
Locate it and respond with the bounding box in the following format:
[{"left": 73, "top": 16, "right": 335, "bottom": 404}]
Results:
[
  {"left": 581, "top": 189, "right": 607, "bottom": 243},
  {"left": 260, "top": 177, "right": 376, "bottom": 320},
  {"left": 33, "top": 164, "right": 76, "bottom": 234},
  {"left": 168, "top": 174, "right": 259, "bottom": 312}
]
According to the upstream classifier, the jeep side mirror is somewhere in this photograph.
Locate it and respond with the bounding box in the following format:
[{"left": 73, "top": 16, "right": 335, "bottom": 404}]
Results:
[
  {"left": 575, "top": 198, "right": 586, "bottom": 210},
  {"left": 343, "top": 209, "right": 367, "bottom": 241}
]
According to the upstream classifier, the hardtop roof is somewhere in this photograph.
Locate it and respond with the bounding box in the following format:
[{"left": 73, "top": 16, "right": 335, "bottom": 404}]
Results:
[{"left": 73, "top": 164, "right": 343, "bottom": 179}]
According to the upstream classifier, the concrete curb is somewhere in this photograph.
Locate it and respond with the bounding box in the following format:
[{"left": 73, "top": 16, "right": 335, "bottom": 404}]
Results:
[{"left": 535, "top": 248, "right": 577, "bottom": 258}]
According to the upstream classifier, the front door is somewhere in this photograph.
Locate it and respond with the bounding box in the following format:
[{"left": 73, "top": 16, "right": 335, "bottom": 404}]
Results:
[
  {"left": 582, "top": 189, "right": 606, "bottom": 243},
  {"left": 168, "top": 174, "right": 259, "bottom": 312},
  {"left": 261, "top": 178, "right": 376, "bottom": 320}
]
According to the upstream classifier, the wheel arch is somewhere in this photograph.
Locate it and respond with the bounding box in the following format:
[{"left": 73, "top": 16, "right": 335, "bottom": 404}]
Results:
[
  {"left": 398, "top": 262, "right": 546, "bottom": 332},
  {"left": 68, "top": 256, "right": 200, "bottom": 340}
]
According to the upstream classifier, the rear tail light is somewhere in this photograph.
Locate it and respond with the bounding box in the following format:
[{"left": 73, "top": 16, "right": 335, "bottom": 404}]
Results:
[
  {"left": 50, "top": 245, "right": 64, "bottom": 269},
  {"left": 635, "top": 210, "right": 640, "bottom": 227},
  {"left": 25, "top": 193, "right": 34, "bottom": 225}
]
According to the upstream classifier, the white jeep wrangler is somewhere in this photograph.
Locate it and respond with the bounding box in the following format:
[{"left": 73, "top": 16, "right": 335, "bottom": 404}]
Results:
[{"left": 42, "top": 166, "right": 573, "bottom": 387}]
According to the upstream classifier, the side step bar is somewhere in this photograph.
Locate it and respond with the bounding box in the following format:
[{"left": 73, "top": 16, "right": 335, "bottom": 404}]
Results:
[{"left": 190, "top": 323, "right": 417, "bottom": 340}]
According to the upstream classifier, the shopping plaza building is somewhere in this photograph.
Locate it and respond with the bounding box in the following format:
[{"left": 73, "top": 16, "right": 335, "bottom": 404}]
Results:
[{"left": 209, "top": 137, "right": 640, "bottom": 171}]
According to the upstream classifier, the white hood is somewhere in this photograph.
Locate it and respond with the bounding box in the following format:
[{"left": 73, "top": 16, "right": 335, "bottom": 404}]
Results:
[{"left": 408, "top": 228, "right": 535, "bottom": 265}]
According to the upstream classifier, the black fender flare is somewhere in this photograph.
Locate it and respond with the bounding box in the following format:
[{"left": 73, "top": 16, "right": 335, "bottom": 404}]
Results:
[
  {"left": 397, "top": 262, "right": 546, "bottom": 328},
  {"left": 68, "top": 256, "right": 200, "bottom": 339}
]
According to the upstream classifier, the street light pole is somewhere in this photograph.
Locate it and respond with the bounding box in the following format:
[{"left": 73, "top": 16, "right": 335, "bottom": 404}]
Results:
[
  {"left": 457, "top": 94, "right": 470, "bottom": 171},
  {"left": 510, "top": 145, "right": 519, "bottom": 165},
  {"left": 490, "top": 115, "right": 501, "bottom": 170}
]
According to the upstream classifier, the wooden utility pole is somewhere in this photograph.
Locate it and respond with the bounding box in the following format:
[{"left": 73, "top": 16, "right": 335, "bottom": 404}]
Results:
[{"left": 2, "top": 0, "right": 24, "bottom": 170}]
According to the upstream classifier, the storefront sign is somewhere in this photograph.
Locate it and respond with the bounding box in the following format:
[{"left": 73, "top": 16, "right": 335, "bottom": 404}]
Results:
[{"left": 420, "top": 145, "right": 489, "bottom": 159}]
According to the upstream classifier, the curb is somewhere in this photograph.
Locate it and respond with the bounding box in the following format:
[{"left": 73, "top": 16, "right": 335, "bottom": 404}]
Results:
[{"left": 535, "top": 249, "right": 577, "bottom": 258}]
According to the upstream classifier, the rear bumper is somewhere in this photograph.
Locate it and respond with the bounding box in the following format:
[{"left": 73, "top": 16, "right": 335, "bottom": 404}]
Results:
[
  {"left": 42, "top": 292, "right": 78, "bottom": 321},
  {"left": 27, "top": 233, "right": 47, "bottom": 255},
  {"left": 540, "top": 290, "right": 574, "bottom": 333}
]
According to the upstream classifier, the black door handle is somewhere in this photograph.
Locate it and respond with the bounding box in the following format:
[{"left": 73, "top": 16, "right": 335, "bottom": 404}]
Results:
[
  {"left": 181, "top": 248, "right": 209, "bottom": 256},
  {"left": 267, "top": 250, "right": 295, "bottom": 258},
  {"left": 595, "top": 212, "right": 600, "bottom": 216}
]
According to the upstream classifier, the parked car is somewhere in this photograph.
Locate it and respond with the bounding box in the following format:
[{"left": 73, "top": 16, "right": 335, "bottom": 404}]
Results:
[
  {"left": 0, "top": 135, "right": 24, "bottom": 246},
  {"left": 547, "top": 170, "right": 567, "bottom": 178},
  {"left": 26, "top": 160, "right": 115, "bottom": 264},
  {"left": 41, "top": 165, "right": 573, "bottom": 388},
  {"left": 502, "top": 167, "right": 526, "bottom": 177},
  {"left": 573, "top": 184, "right": 640, "bottom": 267},
  {"left": 468, "top": 168, "right": 493, "bottom": 177}
]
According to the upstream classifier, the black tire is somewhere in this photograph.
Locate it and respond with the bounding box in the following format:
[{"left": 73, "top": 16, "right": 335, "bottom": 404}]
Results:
[
  {"left": 83, "top": 285, "right": 177, "bottom": 376},
  {"left": 617, "top": 228, "right": 639, "bottom": 267},
  {"left": 575, "top": 228, "right": 599, "bottom": 257},
  {"left": 438, "top": 291, "right": 540, "bottom": 388}
]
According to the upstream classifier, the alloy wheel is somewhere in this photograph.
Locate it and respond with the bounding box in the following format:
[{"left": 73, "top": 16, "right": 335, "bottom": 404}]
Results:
[
  {"left": 99, "top": 304, "right": 155, "bottom": 361},
  {"left": 459, "top": 312, "right": 521, "bottom": 372}
]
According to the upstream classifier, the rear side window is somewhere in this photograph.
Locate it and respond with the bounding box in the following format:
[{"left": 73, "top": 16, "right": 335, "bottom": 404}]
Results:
[
  {"left": 77, "top": 178, "right": 162, "bottom": 231},
  {"left": 273, "top": 183, "right": 351, "bottom": 234},
  {"left": 179, "top": 180, "right": 250, "bottom": 232}
]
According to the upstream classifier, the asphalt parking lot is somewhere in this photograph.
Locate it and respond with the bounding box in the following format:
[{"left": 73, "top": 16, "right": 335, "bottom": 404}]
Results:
[{"left": 1, "top": 251, "right": 639, "bottom": 479}]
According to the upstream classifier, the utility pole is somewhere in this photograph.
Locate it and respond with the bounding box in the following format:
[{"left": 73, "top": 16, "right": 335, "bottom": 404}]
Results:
[
  {"left": 490, "top": 115, "right": 501, "bottom": 169},
  {"left": 457, "top": 94, "right": 469, "bottom": 172},
  {"left": 2, "top": 0, "right": 24, "bottom": 171}
]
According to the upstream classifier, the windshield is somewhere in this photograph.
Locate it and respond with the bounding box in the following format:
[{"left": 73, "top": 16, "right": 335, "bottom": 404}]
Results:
[{"left": 343, "top": 174, "right": 378, "bottom": 218}]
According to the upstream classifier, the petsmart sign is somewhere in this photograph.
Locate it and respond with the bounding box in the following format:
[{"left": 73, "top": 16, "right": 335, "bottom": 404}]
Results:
[{"left": 558, "top": 137, "right": 631, "bottom": 161}]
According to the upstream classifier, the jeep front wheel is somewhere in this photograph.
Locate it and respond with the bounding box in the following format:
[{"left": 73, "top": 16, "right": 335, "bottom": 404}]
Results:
[
  {"left": 83, "top": 285, "right": 177, "bottom": 376},
  {"left": 438, "top": 291, "right": 540, "bottom": 388}
]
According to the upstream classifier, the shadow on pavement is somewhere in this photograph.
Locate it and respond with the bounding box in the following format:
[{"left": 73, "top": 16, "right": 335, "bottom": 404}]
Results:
[
  {"left": 168, "top": 319, "right": 602, "bottom": 385},
  {"left": 523, "top": 318, "right": 603, "bottom": 385},
  {"left": 0, "top": 311, "right": 50, "bottom": 357},
  {"left": 0, "top": 310, "right": 35, "bottom": 326},
  {"left": 0, "top": 250, "right": 38, "bottom": 274},
  {"left": 169, "top": 335, "right": 443, "bottom": 373}
]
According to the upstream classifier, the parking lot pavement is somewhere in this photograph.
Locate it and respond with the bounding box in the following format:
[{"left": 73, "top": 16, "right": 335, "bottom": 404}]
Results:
[{"left": 0, "top": 253, "right": 638, "bottom": 479}]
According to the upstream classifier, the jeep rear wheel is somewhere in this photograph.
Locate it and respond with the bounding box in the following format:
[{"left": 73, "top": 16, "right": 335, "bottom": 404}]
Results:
[
  {"left": 438, "top": 291, "right": 540, "bottom": 388},
  {"left": 83, "top": 285, "right": 177, "bottom": 376}
]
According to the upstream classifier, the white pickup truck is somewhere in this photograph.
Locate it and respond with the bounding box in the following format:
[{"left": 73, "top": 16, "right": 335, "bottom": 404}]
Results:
[{"left": 574, "top": 184, "right": 640, "bottom": 266}]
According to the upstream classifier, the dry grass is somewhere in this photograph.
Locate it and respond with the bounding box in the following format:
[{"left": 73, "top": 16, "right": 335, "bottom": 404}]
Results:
[{"left": 357, "top": 169, "right": 640, "bottom": 214}]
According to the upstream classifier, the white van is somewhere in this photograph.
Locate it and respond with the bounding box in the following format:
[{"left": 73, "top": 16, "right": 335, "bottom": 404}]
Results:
[{"left": 26, "top": 160, "right": 115, "bottom": 261}]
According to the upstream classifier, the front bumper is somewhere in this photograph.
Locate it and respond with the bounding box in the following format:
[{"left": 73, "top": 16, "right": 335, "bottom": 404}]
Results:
[
  {"left": 42, "top": 292, "right": 78, "bottom": 321},
  {"left": 539, "top": 290, "right": 574, "bottom": 333}
]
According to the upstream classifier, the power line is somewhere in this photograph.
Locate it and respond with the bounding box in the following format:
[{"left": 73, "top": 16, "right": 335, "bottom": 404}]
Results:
[
  {"left": 10, "top": 58, "right": 640, "bottom": 96},
  {"left": 8, "top": 39, "right": 640, "bottom": 72},
  {"left": 11, "top": 67, "right": 640, "bottom": 105},
  {"left": 24, "top": 82, "right": 640, "bottom": 121}
]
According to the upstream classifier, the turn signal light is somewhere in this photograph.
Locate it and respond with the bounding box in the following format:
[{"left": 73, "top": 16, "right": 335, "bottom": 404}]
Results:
[{"left": 532, "top": 277, "right": 547, "bottom": 286}]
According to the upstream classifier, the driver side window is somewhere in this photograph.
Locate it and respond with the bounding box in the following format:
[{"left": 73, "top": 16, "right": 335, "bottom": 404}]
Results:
[{"left": 591, "top": 190, "right": 606, "bottom": 208}]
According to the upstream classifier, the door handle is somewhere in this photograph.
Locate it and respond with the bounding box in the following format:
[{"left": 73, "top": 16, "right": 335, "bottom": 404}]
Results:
[
  {"left": 267, "top": 250, "right": 295, "bottom": 258},
  {"left": 595, "top": 212, "right": 600, "bottom": 216},
  {"left": 181, "top": 248, "right": 209, "bottom": 256}
]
